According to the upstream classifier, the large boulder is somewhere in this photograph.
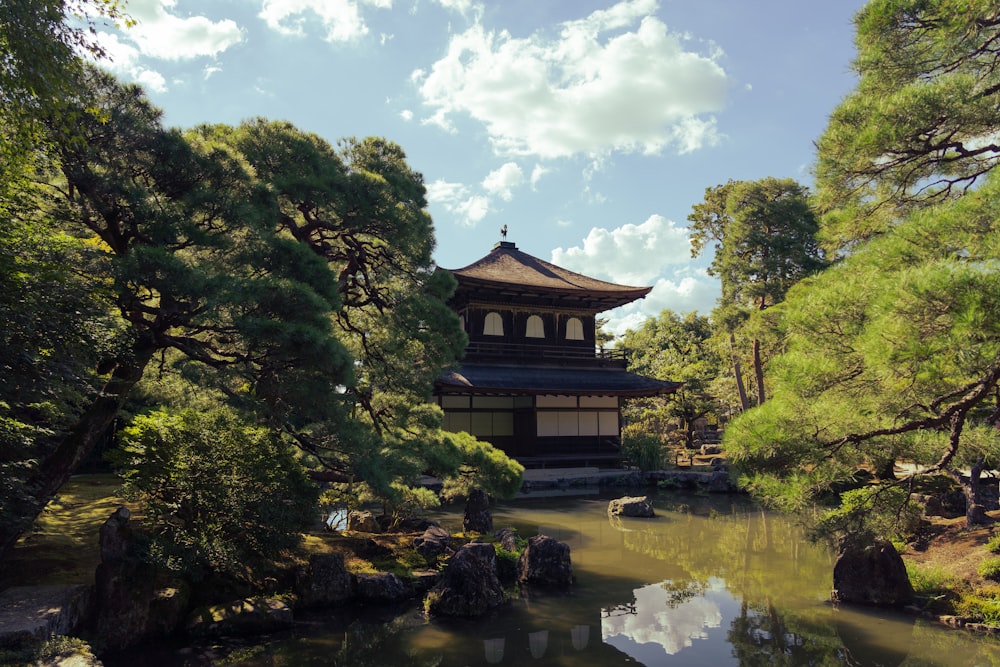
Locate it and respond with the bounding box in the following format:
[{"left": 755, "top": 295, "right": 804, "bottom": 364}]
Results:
[
  {"left": 517, "top": 535, "right": 573, "bottom": 588},
  {"left": 494, "top": 528, "right": 519, "bottom": 553},
  {"left": 0, "top": 585, "right": 92, "bottom": 648},
  {"left": 185, "top": 598, "right": 294, "bottom": 638},
  {"left": 295, "top": 553, "right": 353, "bottom": 608},
  {"left": 145, "top": 584, "right": 191, "bottom": 639},
  {"left": 463, "top": 489, "right": 493, "bottom": 534},
  {"left": 99, "top": 506, "right": 133, "bottom": 561},
  {"left": 347, "top": 510, "right": 380, "bottom": 533},
  {"left": 831, "top": 538, "right": 914, "bottom": 607},
  {"left": 92, "top": 506, "right": 160, "bottom": 651},
  {"left": 608, "top": 496, "right": 655, "bottom": 518},
  {"left": 353, "top": 572, "right": 409, "bottom": 602},
  {"left": 414, "top": 525, "right": 452, "bottom": 560},
  {"left": 426, "top": 543, "right": 504, "bottom": 617}
]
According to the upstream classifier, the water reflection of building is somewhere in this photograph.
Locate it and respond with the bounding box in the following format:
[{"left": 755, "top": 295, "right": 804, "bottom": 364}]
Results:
[
  {"left": 483, "top": 625, "right": 591, "bottom": 663},
  {"left": 434, "top": 240, "right": 679, "bottom": 468}
]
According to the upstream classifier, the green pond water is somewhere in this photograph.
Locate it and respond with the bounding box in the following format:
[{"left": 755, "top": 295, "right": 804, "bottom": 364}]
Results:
[{"left": 108, "top": 491, "right": 1000, "bottom": 666}]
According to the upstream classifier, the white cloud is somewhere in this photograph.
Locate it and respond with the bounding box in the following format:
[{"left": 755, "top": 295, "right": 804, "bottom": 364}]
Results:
[
  {"left": 434, "top": 0, "right": 481, "bottom": 17},
  {"left": 91, "top": 31, "right": 168, "bottom": 92},
  {"left": 400, "top": 109, "right": 414, "bottom": 121},
  {"left": 482, "top": 162, "right": 524, "bottom": 201},
  {"left": 135, "top": 68, "right": 168, "bottom": 93},
  {"left": 551, "top": 214, "right": 691, "bottom": 285},
  {"left": 203, "top": 65, "right": 222, "bottom": 80},
  {"left": 123, "top": 0, "right": 243, "bottom": 60},
  {"left": 530, "top": 164, "right": 549, "bottom": 188},
  {"left": 456, "top": 195, "right": 490, "bottom": 224},
  {"left": 426, "top": 179, "right": 490, "bottom": 226},
  {"left": 259, "top": 0, "right": 391, "bottom": 43},
  {"left": 413, "top": 0, "right": 728, "bottom": 158},
  {"left": 552, "top": 214, "right": 720, "bottom": 335},
  {"left": 602, "top": 269, "right": 719, "bottom": 337}
]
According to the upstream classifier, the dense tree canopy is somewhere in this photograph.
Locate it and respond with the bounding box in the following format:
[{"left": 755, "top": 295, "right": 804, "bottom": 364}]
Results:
[
  {"left": 0, "top": 66, "right": 522, "bottom": 562},
  {"left": 815, "top": 0, "right": 1000, "bottom": 249},
  {"left": 727, "top": 172, "right": 1000, "bottom": 530},
  {"left": 621, "top": 310, "right": 723, "bottom": 449}
]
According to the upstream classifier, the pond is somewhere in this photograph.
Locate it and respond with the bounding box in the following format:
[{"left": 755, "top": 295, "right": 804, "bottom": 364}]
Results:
[{"left": 108, "top": 490, "right": 1000, "bottom": 666}]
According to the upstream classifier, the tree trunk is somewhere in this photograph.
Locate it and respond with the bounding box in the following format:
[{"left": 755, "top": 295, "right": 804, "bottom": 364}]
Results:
[
  {"left": 964, "top": 454, "right": 991, "bottom": 526},
  {"left": 729, "top": 332, "right": 750, "bottom": 412},
  {"left": 875, "top": 458, "right": 897, "bottom": 481},
  {"left": 752, "top": 338, "right": 766, "bottom": 406},
  {"left": 0, "top": 338, "right": 157, "bottom": 560}
]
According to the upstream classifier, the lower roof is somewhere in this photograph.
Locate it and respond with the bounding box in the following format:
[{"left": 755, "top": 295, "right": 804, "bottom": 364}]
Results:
[{"left": 435, "top": 363, "right": 680, "bottom": 398}]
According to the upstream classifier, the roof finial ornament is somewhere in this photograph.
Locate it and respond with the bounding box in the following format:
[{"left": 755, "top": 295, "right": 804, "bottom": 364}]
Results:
[{"left": 500, "top": 224, "right": 508, "bottom": 241}]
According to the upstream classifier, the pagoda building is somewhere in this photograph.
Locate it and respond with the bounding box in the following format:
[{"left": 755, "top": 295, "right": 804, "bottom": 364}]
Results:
[{"left": 434, "top": 240, "right": 679, "bottom": 468}]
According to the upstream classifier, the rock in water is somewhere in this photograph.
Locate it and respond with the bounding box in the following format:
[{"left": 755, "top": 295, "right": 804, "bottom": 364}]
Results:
[
  {"left": 353, "top": 572, "right": 409, "bottom": 602},
  {"left": 426, "top": 543, "right": 504, "bottom": 617},
  {"left": 463, "top": 488, "right": 493, "bottom": 533},
  {"left": 607, "top": 496, "right": 655, "bottom": 518},
  {"left": 518, "top": 535, "right": 573, "bottom": 588},
  {"left": 295, "top": 553, "right": 353, "bottom": 608},
  {"left": 831, "top": 537, "right": 914, "bottom": 607},
  {"left": 414, "top": 525, "right": 451, "bottom": 560}
]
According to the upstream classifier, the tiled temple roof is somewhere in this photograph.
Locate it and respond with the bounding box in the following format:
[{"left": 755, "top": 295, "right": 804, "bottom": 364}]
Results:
[{"left": 444, "top": 241, "right": 650, "bottom": 312}]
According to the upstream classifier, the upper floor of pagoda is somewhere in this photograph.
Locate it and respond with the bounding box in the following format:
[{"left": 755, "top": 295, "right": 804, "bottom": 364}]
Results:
[{"left": 441, "top": 241, "right": 651, "bottom": 365}]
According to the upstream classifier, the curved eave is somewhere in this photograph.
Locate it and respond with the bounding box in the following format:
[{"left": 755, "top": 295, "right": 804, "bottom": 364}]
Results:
[
  {"left": 452, "top": 275, "right": 651, "bottom": 311},
  {"left": 435, "top": 365, "right": 681, "bottom": 398}
]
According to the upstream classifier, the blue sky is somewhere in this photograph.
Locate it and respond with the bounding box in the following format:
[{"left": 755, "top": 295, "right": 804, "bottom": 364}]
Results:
[{"left": 92, "top": 0, "right": 868, "bottom": 335}]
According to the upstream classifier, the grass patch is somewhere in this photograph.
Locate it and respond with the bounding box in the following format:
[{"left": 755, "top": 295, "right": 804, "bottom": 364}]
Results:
[
  {"left": 906, "top": 562, "right": 963, "bottom": 613},
  {"left": 986, "top": 533, "right": 1000, "bottom": 554},
  {"left": 0, "top": 635, "right": 98, "bottom": 666},
  {"left": 0, "top": 474, "right": 127, "bottom": 590}
]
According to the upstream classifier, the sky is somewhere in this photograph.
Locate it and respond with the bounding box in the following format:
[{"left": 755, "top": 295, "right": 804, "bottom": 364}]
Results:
[{"left": 91, "top": 0, "right": 869, "bottom": 336}]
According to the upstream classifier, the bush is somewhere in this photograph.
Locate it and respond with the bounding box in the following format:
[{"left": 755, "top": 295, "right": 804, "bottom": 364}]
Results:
[
  {"left": 958, "top": 585, "right": 1000, "bottom": 625},
  {"left": 115, "top": 407, "right": 318, "bottom": 583},
  {"left": 979, "top": 557, "right": 1000, "bottom": 582},
  {"left": 986, "top": 533, "right": 1000, "bottom": 554},
  {"left": 622, "top": 429, "right": 666, "bottom": 471}
]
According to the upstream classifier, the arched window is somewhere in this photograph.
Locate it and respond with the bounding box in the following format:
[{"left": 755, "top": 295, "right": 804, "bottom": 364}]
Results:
[
  {"left": 526, "top": 315, "right": 545, "bottom": 338},
  {"left": 566, "top": 317, "right": 584, "bottom": 340},
  {"left": 484, "top": 312, "right": 504, "bottom": 336}
]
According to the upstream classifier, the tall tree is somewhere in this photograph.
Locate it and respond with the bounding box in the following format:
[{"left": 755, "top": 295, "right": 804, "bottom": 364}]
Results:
[
  {"left": 727, "top": 173, "right": 1000, "bottom": 528},
  {"left": 688, "top": 178, "right": 827, "bottom": 410},
  {"left": 814, "top": 0, "right": 1000, "bottom": 250},
  {"left": 0, "top": 67, "right": 353, "bottom": 558},
  {"left": 209, "top": 120, "right": 522, "bottom": 502}
]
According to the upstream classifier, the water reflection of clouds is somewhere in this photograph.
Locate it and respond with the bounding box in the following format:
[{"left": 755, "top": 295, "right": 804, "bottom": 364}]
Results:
[{"left": 601, "top": 579, "right": 724, "bottom": 659}]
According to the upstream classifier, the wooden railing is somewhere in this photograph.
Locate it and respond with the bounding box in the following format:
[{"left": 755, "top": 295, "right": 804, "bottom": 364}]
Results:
[{"left": 463, "top": 341, "right": 627, "bottom": 363}]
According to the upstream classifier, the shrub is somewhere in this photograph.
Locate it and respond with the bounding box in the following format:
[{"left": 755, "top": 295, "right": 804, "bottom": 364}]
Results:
[
  {"left": 979, "top": 557, "right": 1000, "bottom": 582},
  {"left": 115, "top": 407, "right": 318, "bottom": 583},
  {"left": 958, "top": 585, "right": 1000, "bottom": 625},
  {"left": 622, "top": 429, "right": 666, "bottom": 471},
  {"left": 986, "top": 533, "right": 1000, "bottom": 554}
]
